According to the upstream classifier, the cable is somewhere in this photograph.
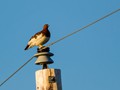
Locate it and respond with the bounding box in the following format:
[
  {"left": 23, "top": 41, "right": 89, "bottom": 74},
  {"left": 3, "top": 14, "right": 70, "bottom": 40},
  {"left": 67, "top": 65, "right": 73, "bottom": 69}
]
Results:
[
  {"left": 0, "top": 56, "right": 34, "bottom": 87},
  {"left": 0, "top": 8, "right": 120, "bottom": 87},
  {"left": 46, "top": 8, "right": 120, "bottom": 47}
]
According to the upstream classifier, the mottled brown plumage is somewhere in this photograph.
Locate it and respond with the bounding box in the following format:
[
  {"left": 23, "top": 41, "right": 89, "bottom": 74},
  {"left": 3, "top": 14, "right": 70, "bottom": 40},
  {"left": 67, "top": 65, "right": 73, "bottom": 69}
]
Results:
[{"left": 24, "top": 24, "right": 50, "bottom": 50}]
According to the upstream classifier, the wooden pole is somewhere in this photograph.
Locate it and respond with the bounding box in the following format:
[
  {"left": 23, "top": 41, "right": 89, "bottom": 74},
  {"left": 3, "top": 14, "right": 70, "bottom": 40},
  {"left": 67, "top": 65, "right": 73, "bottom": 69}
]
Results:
[{"left": 35, "top": 68, "right": 62, "bottom": 90}]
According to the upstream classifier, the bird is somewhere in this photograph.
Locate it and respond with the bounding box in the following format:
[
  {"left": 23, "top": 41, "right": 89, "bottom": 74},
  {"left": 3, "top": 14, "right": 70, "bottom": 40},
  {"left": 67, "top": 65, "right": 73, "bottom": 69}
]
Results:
[{"left": 24, "top": 24, "right": 50, "bottom": 50}]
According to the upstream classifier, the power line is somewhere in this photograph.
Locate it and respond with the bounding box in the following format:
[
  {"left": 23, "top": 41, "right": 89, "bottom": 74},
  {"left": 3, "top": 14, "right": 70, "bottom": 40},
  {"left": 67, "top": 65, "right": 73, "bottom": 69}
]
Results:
[
  {"left": 0, "top": 8, "right": 120, "bottom": 87},
  {"left": 0, "top": 56, "right": 34, "bottom": 87},
  {"left": 46, "top": 8, "right": 120, "bottom": 47}
]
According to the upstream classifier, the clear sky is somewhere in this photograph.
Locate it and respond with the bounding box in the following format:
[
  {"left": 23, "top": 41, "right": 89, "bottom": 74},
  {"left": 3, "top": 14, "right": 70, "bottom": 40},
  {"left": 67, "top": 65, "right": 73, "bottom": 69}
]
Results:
[{"left": 0, "top": 0, "right": 120, "bottom": 90}]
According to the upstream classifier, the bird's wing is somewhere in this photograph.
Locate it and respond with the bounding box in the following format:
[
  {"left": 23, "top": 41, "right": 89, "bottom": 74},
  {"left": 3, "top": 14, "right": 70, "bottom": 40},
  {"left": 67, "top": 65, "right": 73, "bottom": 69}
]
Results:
[
  {"left": 29, "top": 31, "right": 42, "bottom": 41},
  {"left": 28, "top": 32, "right": 43, "bottom": 45}
]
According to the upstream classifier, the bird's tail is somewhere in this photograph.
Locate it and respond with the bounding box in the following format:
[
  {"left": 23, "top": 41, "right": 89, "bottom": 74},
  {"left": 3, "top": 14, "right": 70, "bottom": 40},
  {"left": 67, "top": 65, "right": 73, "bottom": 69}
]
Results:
[{"left": 24, "top": 45, "right": 29, "bottom": 50}]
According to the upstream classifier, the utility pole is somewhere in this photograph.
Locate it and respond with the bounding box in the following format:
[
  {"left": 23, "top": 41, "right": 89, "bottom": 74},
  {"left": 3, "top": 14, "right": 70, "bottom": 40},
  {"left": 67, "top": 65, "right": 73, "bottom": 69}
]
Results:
[{"left": 34, "top": 47, "right": 62, "bottom": 90}]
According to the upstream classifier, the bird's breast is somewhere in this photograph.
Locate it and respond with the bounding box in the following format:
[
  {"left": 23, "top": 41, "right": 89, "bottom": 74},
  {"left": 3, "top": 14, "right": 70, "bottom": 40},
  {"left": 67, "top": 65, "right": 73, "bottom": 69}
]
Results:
[{"left": 36, "top": 35, "right": 50, "bottom": 45}]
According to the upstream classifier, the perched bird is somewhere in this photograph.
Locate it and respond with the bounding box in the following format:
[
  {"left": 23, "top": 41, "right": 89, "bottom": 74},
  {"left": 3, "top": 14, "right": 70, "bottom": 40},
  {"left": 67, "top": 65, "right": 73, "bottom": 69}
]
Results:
[{"left": 24, "top": 24, "right": 50, "bottom": 50}]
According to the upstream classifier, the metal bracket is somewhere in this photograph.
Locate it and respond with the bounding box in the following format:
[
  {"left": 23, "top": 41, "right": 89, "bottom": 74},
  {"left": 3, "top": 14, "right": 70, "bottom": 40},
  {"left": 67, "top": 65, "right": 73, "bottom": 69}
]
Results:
[{"left": 49, "top": 76, "right": 56, "bottom": 83}]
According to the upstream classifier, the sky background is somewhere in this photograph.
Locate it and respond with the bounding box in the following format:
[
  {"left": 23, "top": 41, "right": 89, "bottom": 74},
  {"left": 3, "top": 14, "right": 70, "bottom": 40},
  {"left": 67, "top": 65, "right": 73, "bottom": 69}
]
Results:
[{"left": 0, "top": 0, "right": 120, "bottom": 90}]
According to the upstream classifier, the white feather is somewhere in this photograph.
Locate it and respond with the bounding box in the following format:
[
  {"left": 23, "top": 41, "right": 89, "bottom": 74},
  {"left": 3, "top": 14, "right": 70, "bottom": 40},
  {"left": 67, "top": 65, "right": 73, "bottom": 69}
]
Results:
[{"left": 28, "top": 33, "right": 49, "bottom": 48}]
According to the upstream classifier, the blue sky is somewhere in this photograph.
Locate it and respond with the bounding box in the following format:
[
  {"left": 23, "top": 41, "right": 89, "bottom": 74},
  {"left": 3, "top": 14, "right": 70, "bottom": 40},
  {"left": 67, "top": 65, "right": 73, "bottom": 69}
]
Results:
[{"left": 0, "top": 0, "right": 120, "bottom": 90}]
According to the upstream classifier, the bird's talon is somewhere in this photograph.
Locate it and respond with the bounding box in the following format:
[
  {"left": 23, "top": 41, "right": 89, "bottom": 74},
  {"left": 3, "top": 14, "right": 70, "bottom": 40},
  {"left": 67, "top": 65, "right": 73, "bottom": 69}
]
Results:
[{"left": 37, "top": 46, "right": 50, "bottom": 53}]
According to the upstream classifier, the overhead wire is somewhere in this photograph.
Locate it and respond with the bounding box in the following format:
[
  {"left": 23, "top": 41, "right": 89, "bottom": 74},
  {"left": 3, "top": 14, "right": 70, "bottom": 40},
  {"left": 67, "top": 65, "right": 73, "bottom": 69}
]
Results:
[
  {"left": 0, "top": 56, "right": 34, "bottom": 87},
  {"left": 0, "top": 8, "right": 120, "bottom": 87},
  {"left": 46, "top": 8, "right": 120, "bottom": 47}
]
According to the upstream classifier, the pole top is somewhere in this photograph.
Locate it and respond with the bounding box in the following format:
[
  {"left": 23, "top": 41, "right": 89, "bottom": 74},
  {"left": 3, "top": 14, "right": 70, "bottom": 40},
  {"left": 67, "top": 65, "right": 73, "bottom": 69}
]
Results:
[
  {"left": 34, "top": 47, "right": 54, "bottom": 67},
  {"left": 34, "top": 52, "right": 54, "bottom": 57}
]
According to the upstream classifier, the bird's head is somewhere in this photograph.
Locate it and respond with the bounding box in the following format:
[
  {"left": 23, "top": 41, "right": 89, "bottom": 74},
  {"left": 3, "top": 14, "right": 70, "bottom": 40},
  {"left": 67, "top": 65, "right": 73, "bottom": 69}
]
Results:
[{"left": 43, "top": 24, "right": 49, "bottom": 29}]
